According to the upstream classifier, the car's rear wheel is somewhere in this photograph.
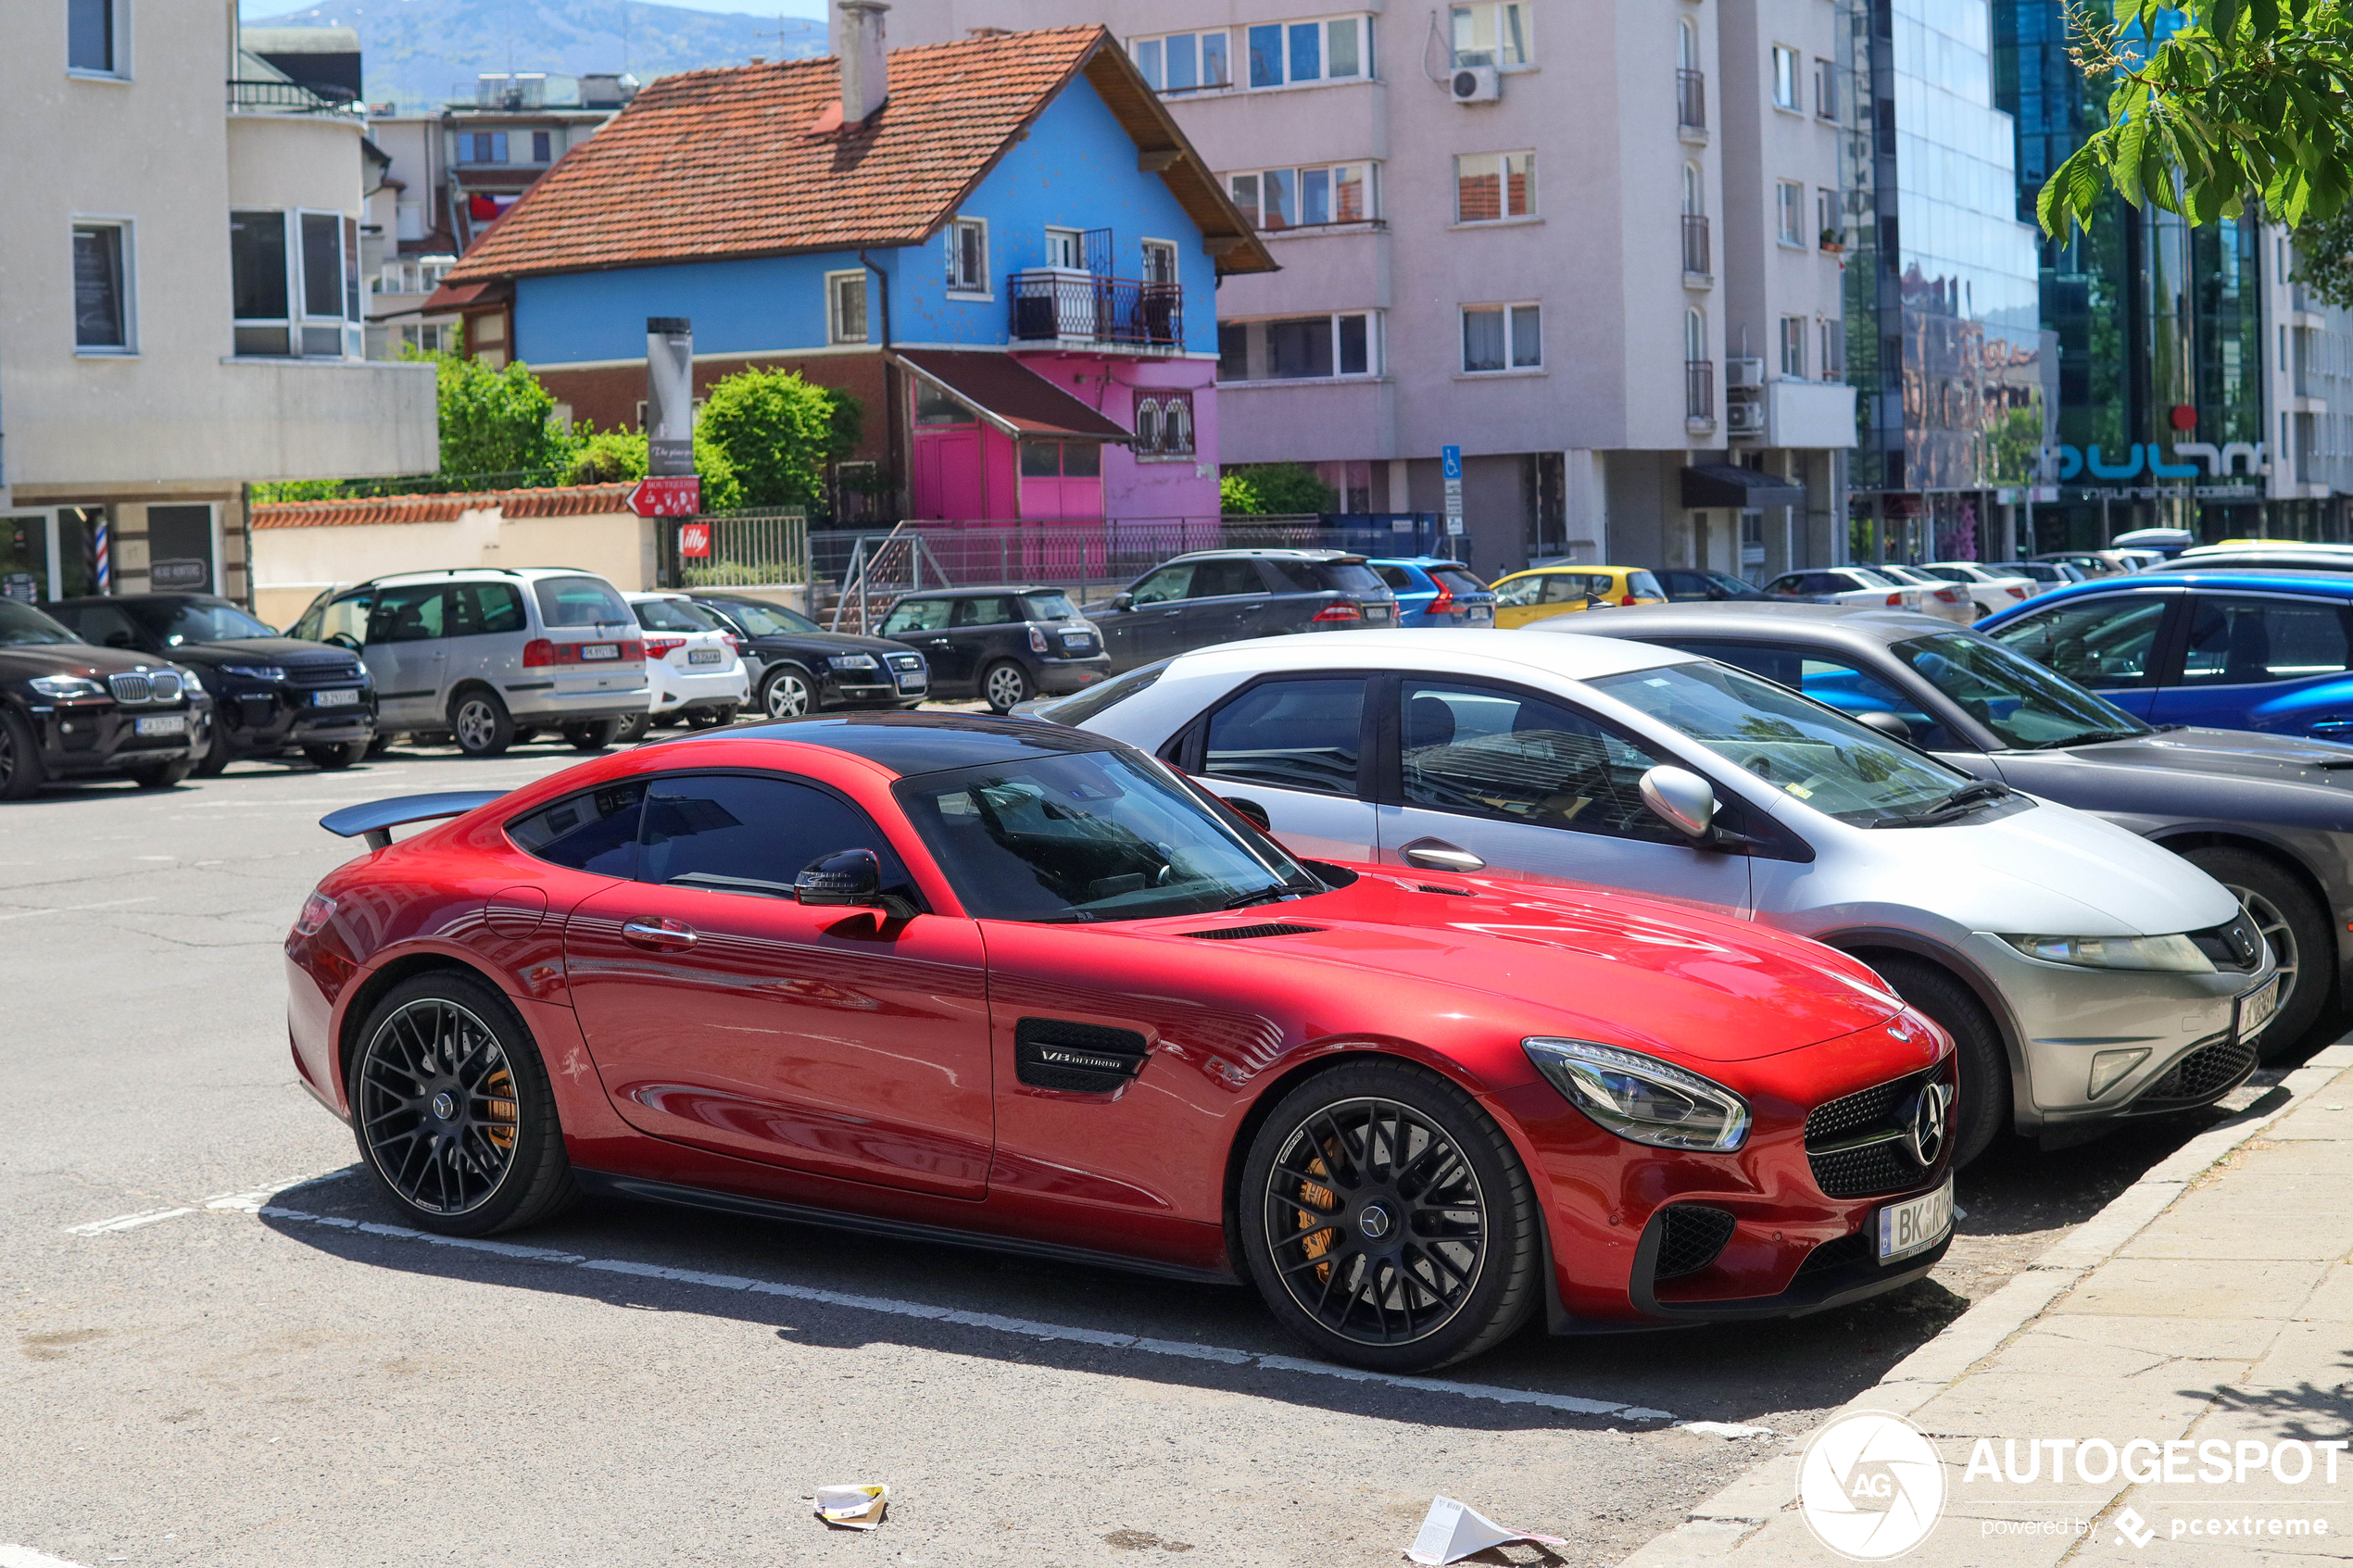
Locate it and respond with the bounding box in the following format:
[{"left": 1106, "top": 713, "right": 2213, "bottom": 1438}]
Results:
[
  {"left": 192, "top": 722, "right": 233, "bottom": 777},
  {"left": 348, "top": 970, "right": 578, "bottom": 1236},
  {"left": 448, "top": 688, "right": 514, "bottom": 758},
  {"left": 125, "top": 759, "right": 193, "bottom": 790},
  {"left": 981, "top": 659, "right": 1033, "bottom": 713},
  {"left": 303, "top": 741, "right": 366, "bottom": 770},
  {"left": 761, "top": 663, "right": 816, "bottom": 718},
  {"left": 0, "top": 706, "right": 46, "bottom": 801},
  {"left": 2184, "top": 847, "right": 2331, "bottom": 1060},
  {"left": 563, "top": 718, "right": 621, "bottom": 752},
  {"left": 1239, "top": 1060, "right": 1538, "bottom": 1373},
  {"left": 1872, "top": 957, "right": 2008, "bottom": 1167},
  {"left": 686, "top": 704, "right": 736, "bottom": 729},
  {"left": 614, "top": 711, "right": 652, "bottom": 744}
]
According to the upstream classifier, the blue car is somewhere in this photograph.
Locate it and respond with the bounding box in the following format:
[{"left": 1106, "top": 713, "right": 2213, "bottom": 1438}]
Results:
[
  {"left": 1975, "top": 570, "right": 2353, "bottom": 740},
  {"left": 1366, "top": 558, "right": 1497, "bottom": 627}
]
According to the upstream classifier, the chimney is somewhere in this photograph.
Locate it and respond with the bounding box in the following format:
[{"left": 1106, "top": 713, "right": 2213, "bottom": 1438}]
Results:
[{"left": 837, "top": 0, "right": 889, "bottom": 123}]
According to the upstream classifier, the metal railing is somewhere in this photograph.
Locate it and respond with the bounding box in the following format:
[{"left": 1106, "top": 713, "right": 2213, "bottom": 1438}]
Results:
[
  {"left": 662, "top": 509, "right": 809, "bottom": 591},
  {"left": 1677, "top": 68, "right": 1707, "bottom": 131},
  {"left": 226, "top": 80, "right": 362, "bottom": 116},
  {"left": 1681, "top": 214, "right": 1712, "bottom": 277},
  {"left": 1007, "top": 272, "right": 1185, "bottom": 348},
  {"left": 1686, "top": 359, "right": 1717, "bottom": 421}
]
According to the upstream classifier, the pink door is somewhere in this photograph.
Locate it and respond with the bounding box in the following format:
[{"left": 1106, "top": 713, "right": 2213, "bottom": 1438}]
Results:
[{"left": 913, "top": 427, "right": 988, "bottom": 520}]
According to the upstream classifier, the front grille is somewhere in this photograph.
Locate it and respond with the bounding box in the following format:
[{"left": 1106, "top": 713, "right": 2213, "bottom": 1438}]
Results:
[
  {"left": 2139, "top": 1037, "right": 2258, "bottom": 1106},
  {"left": 1654, "top": 1205, "right": 1737, "bottom": 1279},
  {"left": 1179, "top": 923, "right": 1324, "bottom": 940},
  {"left": 2189, "top": 911, "right": 2265, "bottom": 972},
  {"left": 285, "top": 660, "right": 364, "bottom": 688},
  {"left": 1793, "top": 1231, "right": 1873, "bottom": 1279},
  {"left": 885, "top": 653, "right": 925, "bottom": 671},
  {"left": 107, "top": 671, "right": 182, "bottom": 704},
  {"left": 1804, "top": 1060, "right": 1953, "bottom": 1199}
]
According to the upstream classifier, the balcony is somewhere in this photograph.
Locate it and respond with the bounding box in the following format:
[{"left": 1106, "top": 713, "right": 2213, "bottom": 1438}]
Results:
[
  {"left": 1677, "top": 69, "right": 1707, "bottom": 138},
  {"left": 1681, "top": 215, "right": 1712, "bottom": 282},
  {"left": 226, "top": 79, "right": 363, "bottom": 117},
  {"left": 1008, "top": 270, "right": 1184, "bottom": 350},
  {"left": 1686, "top": 358, "right": 1716, "bottom": 426}
]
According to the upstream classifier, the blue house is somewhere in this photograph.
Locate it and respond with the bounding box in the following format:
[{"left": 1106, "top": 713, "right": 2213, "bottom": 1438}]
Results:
[{"left": 437, "top": 18, "right": 1273, "bottom": 526}]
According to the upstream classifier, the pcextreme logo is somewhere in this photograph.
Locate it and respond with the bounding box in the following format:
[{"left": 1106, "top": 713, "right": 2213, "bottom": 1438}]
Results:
[{"left": 1798, "top": 1411, "right": 1947, "bottom": 1561}]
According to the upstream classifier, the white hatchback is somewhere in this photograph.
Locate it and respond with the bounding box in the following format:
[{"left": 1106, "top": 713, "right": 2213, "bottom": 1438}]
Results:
[
  {"left": 1916, "top": 561, "right": 2039, "bottom": 617},
  {"left": 622, "top": 591, "right": 749, "bottom": 740}
]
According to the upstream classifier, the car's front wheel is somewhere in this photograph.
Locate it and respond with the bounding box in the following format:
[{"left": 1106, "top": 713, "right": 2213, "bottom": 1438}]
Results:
[
  {"left": 304, "top": 741, "right": 367, "bottom": 770},
  {"left": 0, "top": 706, "right": 46, "bottom": 802},
  {"left": 1874, "top": 957, "right": 2007, "bottom": 1166},
  {"left": 347, "top": 970, "right": 578, "bottom": 1236},
  {"left": 981, "top": 659, "right": 1033, "bottom": 713},
  {"left": 1238, "top": 1060, "right": 1538, "bottom": 1373},
  {"left": 2185, "top": 847, "right": 2331, "bottom": 1060},
  {"left": 761, "top": 663, "right": 817, "bottom": 719},
  {"left": 614, "top": 711, "right": 652, "bottom": 744},
  {"left": 563, "top": 718, "right": 622, "bottom": 752},
  {"left": 126, "top": 759, "right": 193, "bottom": 790}
]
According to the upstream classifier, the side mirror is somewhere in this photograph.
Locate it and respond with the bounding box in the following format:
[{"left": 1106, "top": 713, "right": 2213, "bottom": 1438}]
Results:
[
  {"left": 794, "top": 847, "right": 916, "bottom": 918},
  {"left": 1112, "top": 592, "right": 1135, "bottom": 611},
  {"left": 1638, "top": 764, "right": 1718, "bottom": 840},
  {"left": 1220, "top": 795, "right": 1273, "bottom": 833},
  {"left": 1854, "top": 710, "right": 1915, "bottom": 744}
]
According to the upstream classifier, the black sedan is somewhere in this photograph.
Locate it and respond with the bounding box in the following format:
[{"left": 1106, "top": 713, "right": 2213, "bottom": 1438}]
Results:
[
  {"left": 686, "top": 592, "right": 929, "bottom": 719},
  {"left": 875, "top": 584, "right": 1110, "bottom": 712},
  {"left": 43, "top": 594, "right": 374, "bottom": 771},
  {"left": 1085, "top": 549, "right": 1397, "bottom": 672},
  {"left": 1557, "top": 600, "right": 2353, "bottom": 1054},
  {"left": 0, "top": 600, "right": 204, "bottom": 799}
]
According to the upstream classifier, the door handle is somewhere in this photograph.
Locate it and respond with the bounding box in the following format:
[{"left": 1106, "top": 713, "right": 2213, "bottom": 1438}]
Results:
[
  {"left": 1398, "top": 837, "right": 1486, "bottom": 873},
  {"left": 2310, "top": 720, "right": 2353, "bottom": 739},
  {"left": 622, "top": 917, "right": 698, "bottom": 951},
  {"left": 1163, "top": 608, "right": 1184, "bottom": 616}
]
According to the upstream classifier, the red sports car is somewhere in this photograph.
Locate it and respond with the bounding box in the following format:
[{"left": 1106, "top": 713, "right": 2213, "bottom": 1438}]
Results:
[{"left": 284, "top": 714, "right": 1957, "bottom": 1372}]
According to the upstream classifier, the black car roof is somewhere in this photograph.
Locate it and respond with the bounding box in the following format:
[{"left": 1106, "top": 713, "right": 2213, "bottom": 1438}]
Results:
[
  {"left": 1169, "top": 548, "right": 1362, "bottom": 562},
  {"left": 691, "top": 711, "right": 1120, "bottom": 775},
  {"left": 1564, "top": 601, "right": 1962, "bottom": 649},
  {"left": 891, "top": 584, "right": 1065, "bottom": 599},
  {"left": 45, "top": 593, "right": 228, "bottom": 608}
]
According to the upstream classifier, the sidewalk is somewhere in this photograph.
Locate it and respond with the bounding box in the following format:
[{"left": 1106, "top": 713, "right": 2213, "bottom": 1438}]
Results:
[{"left": 1625, "top": 1042, "right": 2353, "bottom": 1567}]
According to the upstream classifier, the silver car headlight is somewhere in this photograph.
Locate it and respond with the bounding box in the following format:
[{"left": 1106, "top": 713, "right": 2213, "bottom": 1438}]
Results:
[
  {"left": 29, "top": 674, "right": 106, "bottom": 699},
  {"left": 220, "top": 664, "right": 283, "bottom": 682},
  {"left": 827, "top": 654, "right": 878, "bottom": 672},
  {"left": 178, "top": 669, "right": 207, "bottom": 696},
  {"left": 2002, "top": 934, "right": 2215, "bottom": 972},
  {"left": 1522, "top": 1038, "right": 1751, "bottom": 1151}
]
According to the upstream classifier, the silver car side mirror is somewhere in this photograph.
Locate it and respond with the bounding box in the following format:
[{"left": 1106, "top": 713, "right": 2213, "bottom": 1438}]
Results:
[
  {"left": 1639, "top": 765, "right": 1718, "bottom": 840},
  {"left": 1854, "top": 710, "right": 1914, "bottom": 743}
]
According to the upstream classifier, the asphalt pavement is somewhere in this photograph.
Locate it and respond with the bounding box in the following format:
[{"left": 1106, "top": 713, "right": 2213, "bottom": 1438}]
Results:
[{"left": 0, "top": 737, "right": 2305, "bottom": 1567}]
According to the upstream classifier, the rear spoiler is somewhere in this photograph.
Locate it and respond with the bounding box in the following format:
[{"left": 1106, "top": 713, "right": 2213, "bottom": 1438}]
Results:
[{"left": 321, "top": 790, "right": 509, "bottom": 851}]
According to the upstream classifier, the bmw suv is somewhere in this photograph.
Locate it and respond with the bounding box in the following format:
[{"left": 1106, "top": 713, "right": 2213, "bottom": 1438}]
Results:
[{"left": 0, "top": 600, "right": 204, "bottom": 798}]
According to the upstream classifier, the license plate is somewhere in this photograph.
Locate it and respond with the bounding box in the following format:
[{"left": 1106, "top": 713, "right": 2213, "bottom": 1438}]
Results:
[
  {"left": 133, "top": 714, "right": 186, "bottom": 737},
  {"left": 1469, "top": 607, "right": 1493, "bottom": 622},
  {"left": 1365, "top": 605, "right": 1391, "bottom": 621},
  {"left": 312, "top": 687, "right": 360, "bottom": 707},
  {"left": 896, "top": 672, "right": 927, "bottom": 691},
  {"left": 1063, "top": 636, "right": 1097, "bottom": 652},
  {"left": 579, "top": 643, "right": 620, "bottom": 661},
  {"left": 2237, "top": 975, "right": 2283, "bottom": 1038},
  {"left": 1877, "top": 1176, "right": 1955, "bottom": 1263},
  {"left": 688, "top": 647, "right": 724, "bottom": 665}
]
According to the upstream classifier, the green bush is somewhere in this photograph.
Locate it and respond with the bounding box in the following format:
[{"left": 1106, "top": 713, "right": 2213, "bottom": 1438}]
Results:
[
  {"left": 1220, "top": 462, "right": 1334, "bottom": 516},
  {"left": 434, "top": 354, "right": 574, "bottom": 479},
  {"left": 697, "top": 367, "right": 862, "bottom": 510}
]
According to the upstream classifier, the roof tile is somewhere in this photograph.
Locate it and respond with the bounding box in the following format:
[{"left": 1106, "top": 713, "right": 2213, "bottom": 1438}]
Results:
[{"left": 252, "top": 483, "right": 636, "bottom": 530}]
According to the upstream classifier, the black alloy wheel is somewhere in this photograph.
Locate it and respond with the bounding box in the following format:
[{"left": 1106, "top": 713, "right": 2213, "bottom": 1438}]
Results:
[
  {"left": 2186, "top": 847, "right": 2332, "bottom": 1060},
  {"left": 613, "top": 711, "right": 652, "bottom": 744},
  {"left": 304, "top": 741, "right": 367, "bottom": 770},
  {"left": 349, "top": 971, "right": 577, "bottom": 1236},
  {"left": 192, "top": 721, "right": 233, "bottom": 777},
  {"left": 564, "top": 718, "right": 622, "bottom": 752},
  {"left": 126, "top": 759, "right": 193, "bottom": 790},
  {"left": 761, "top": 663, "right": 817, "bottom": 719},
  {"left": 685, "top": 704, "right": 736, "bottom": 729},
  {"left": 1239, "top": 1060, "right": 1537, "bottom": 1372},
  {"left": 982, "top": 659, "right": 1033, "bottom": 713},
  {"left": 0, "top": 705, "right": 45, "bottom": 801}
]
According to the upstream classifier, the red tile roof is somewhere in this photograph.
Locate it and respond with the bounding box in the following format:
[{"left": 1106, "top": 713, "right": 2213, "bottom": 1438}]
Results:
[
  {"left": 446, "top": 27, "right": 1272, "bottom": 285},
  {"left": 252, "top": 484, "right": 635, "bottom": 530}
]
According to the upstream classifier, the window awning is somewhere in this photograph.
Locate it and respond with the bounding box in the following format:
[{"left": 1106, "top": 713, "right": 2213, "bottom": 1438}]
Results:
[
  {"left": 892, "top": 349, "right": 1132, "bottom": 442},
  {"left": 1681, "top": 463, "right": 1806, "bottom": 508}
]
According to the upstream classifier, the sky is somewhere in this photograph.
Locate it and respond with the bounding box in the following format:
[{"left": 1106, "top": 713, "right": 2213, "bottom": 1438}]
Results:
[{"left": 239, "top": 0, "right": 825, "bottom": 17}]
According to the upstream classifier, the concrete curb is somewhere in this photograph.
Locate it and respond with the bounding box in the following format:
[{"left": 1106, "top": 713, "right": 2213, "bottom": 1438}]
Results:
[{"left": 1619, "top": 1041, "right": 2353, "bottom": 1567}]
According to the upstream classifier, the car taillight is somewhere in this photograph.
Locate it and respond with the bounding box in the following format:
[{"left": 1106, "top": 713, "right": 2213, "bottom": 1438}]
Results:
[
  {"left": 1620, "top": 593, "right": 1638, "bottom": 606},
  {"left": 1029, "top": 625, "right": 1050, "bottom": 653},
  {"left": 1885, "top": 593, "right": 1904, "bottom": 606},
  {"left": 723, "top": 635, "right": 742, "bottom": 653},
  {"left": 1428, "top": 583, "right": 1456, "bottom": 617},
  {"left": 621, "top": 640, "right": 644, "bottom": 663},
  {"left": 1935, "top": 587, "right": 1962, "bottom": 604},
  {"left": 645, "top": 636, "right": 686, "bottom": 659},
  {"left": 1310, "top": 601, "right": 1363, "bottom": 623},
  {"left": 294, "top": 891, "right": 336, "bottom": 935},
  {"left": 522, "top": 638, "right": 555, "bottom": 667},
  {"left": 2008, "top": 583, "right": 2029, "bottom": 598}
]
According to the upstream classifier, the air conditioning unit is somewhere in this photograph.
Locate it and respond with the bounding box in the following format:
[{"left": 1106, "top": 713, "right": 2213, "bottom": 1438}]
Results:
[
  {"left": 1727, "top": 395, "right": 1767, "bottom": 436},
  {"left": 1451, "top": 65, "right": 1501, "bottom": 103},
  {"left": 1725, "top": 357, "right": 1765, "bottom": 389}
]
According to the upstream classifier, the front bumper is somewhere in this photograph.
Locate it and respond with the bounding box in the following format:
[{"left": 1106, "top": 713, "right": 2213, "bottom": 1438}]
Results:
[
  {"left": 30, "top": 700, "right": 203, "bottom": 774},
  {"left": 218, "top": 684, "right": 376, "bottom": 755}
]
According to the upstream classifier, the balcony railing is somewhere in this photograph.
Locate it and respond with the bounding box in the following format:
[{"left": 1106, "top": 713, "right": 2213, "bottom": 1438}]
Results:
[
  {"left": 1686, "top": 358, "right": 1716, "bottom": 421},
  {"left": 226, "top": 79, "right": 362, "bottom": 116},
  {"left": 1677, "top": 68, "right": 1707, "bottom": 131},
  {"left": 1008, "top": 271, "right": 1184, "bottom": 349},
  {"left": 1682, "top": 214, "right": 1712, "bottom": 278}
]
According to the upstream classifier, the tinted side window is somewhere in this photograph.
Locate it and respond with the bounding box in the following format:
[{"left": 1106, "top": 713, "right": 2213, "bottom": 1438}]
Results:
[
  {"left": 882, "top": 599, "right": 953, "bottom": 636},
  {"left": 367, "top": 585, "right": 446, "bottom": 643},
  {"left": 447, "top": 582, "right": 526, "bottom": 636},
  {"left": 72, "top": 604, "right": 145, "bottom": 647},
  {"left": 533, "top": 575, "right": 630, "bottom": 628},
  {"left": 1129, "top": 565, "right": 1192, "bottom": 606},
  {"left": 950, "top": 596, "right": 1016, "bottom": 628},
  {"left": 509, "top": 783, "right": 645, "bottom": 877},
  {"left": 1191, "top": 559, "right": 1265, "bottom": 598},
  {"left": 1539, "top": 574, "right": 1594, "bottom": 604},
  {"left": 1400, "top": 681, "right": 1685, "bottom": 843},
  {"left": 1203, "top": 677, "right": 1364, "bottom": 795},
  {"left": 640, "top": 773, "right": 912, "bottom": 899},
  {"left": 1318, "top": 561, "right": 1386, "bottom": 593},
  {"left": 2180, "top": 596, "right": 2353, "bottom": 685},
  {"left": 1376, "top": 565, "right": 1416, "bottom": 591},
  {"left": 1988, "top": 595, "right": 2168, "bottom": 687},
  {"left": 1262, "top": 558, "right": 1324, "bottom": 593}
]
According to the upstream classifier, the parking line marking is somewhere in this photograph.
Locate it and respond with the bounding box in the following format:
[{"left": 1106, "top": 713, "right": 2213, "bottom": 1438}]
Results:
[
  {"left": 257, "top": 1204, "right": 1676, "bottom": 1422},
  {"left": 0, "top": 1545, "right": 96, "bottom": 1568},
  {"left": 0, "top": 897, "right": 157, "bottom": 923},
  {"left": 203, "top": 1176, "right": 334, "bottom": 1214},
  {"left": 64, "top": 1207, "right": 194, "bottom": 1236}
]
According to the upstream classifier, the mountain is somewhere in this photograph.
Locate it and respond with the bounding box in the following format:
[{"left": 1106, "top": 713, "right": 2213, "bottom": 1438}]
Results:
[{"left": 242, "top": 0, "right": 827, "bottom": 110}]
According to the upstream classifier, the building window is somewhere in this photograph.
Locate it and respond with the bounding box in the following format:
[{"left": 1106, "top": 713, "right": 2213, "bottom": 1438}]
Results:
[
  {"left": 1455, "top": 152, "right": 1535, "bottom": 223},
  {"left": 945, "top": 217, "right": 988, "bottom": 292},
  {"left": 1450, "top": 3, "right": 1530, "bottom": 67},
  {"left": 68, "top": 0, "right": 126, "bottom": 75},
  {"left": 1462, "top": 303, "right": 1540, "bottom": 372},
  {"left": 1043, "top": 227, "right": 1083, "bottom": 270},
  {"left": 827, "top": 270, "right": 869, "bottom": 344},
  {"left": 1813, "top": 56, "right": 1837, "bottom": 119},
  {"left": 1772, "top": 45, "right": 1800, "bottom": 111},
  {"left": 1140, "top": 238, "right": 1177, "bottom": 285},
  {"left": 1776, "top": 180, "right": 1805, "bottom": 245},
  {"left": 230, "top": 209, "right": 352, "bottom": 358},
  {"left": 1244, "top": 16, "right": 1370, "bottom": 90},
  {"left": 1133, "top": 391, "right": 1196, "bottom": 458},
  {"left": 532, "top": 130, "right": 553, "bottom": 162},
  {"left": 1780, "top": 315, "right": 1806, "bottom": 378},
  {"left": 1131, "top": 29, "right": 1232, "bottom": 93},
  {"left": 463, "top": 132, "right": 510, "bottom": 163},
  {"left": 231, "top": 210, "right": 290, "bottom": 356},
  {"left": 1228, "top": 162, "right": 1377, "bottom": 229},
  {"left": 1819, "top": 317, "right": 1844, "bottom": 377},
  {"left": 1817, "top": 187, "right": 1841, "bottom": 248},
  {"left": 1220, "top": 312, "right": 1378, "bottom": 381},
  {"left": 71, "top": 221, "right": 132, "bottom": 352}
]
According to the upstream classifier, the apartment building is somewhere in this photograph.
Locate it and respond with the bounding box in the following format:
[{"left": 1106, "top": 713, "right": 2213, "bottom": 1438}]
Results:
[
  {"left": 2258, "top": 227, "right": 2353, "bottom": 536},
  {"left": 877, "top": 0, "right": 1856, "bottom": 581},
  {"left": 0, "top": 1, "right": 434, "bottom": 605}
]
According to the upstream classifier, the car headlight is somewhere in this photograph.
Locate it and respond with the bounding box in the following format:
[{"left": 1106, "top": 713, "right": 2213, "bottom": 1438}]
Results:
[
  {"left": 220, "top": 664, "right": 283, "bottom": 682},
  {"left": 178, "top": 669, "right": 207, "bottom": 696},
  {"left": 827, "top": 654, "right": 878, "bottom": 672},
  {"left": 1522, "top": 1038, "right": 1751, "bottom": 1151},
  {"left": 2002, "top": 934, "right": 2214, "bottom": 972},
  {"left": 29, "top": 675, "right": 106, "bottom": 699}
]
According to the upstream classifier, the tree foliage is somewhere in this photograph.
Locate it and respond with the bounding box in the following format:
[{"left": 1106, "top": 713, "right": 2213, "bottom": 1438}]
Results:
[
  {"left": 2290, "top": 207, "right": 2353, "bottom": 305},
  {"left": 566, "top": 423, "right": 744, "bottom": 512},
  {"left": 434, "top": 354, "right": 576, "bottom": 479},
  {"left": 2039, "top": 0, "right": 2353, "bottom": 235},
  {"left": 695, "top": 367, "right": 862, "bottom": 510},
  {"left": 1219, "top": 462, "right": 1335, "bottom": 516}
]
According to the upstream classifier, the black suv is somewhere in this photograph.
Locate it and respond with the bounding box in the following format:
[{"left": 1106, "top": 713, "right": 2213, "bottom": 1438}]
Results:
[
  {"left": 43, "top": 594, "right": 374, "bottom": 771},
  {"left": 1086, "top": 549, "right": 1398, "bottom": 671},
  {"left": 0, "top": 600, "right": 205, "bottom": 799},
  {"left": 876, "top": 585, "right": 1111, "bottom": 711},
  {"left": 686, "top": 592, "right": 931, "bottom": 719}
]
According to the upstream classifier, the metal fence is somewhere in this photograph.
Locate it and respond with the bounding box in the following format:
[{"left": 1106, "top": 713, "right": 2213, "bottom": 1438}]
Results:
[{"left": 660, "top": 508, "right": 809, "bottom": 591}]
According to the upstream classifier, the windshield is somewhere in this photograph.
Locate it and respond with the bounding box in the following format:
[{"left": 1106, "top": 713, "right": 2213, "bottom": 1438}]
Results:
[
  {"left": 710, "top": 598, "right": 821, "bottom": 636},
  {"left": 1590, "top": 661, "right": 1973, "bottom": 827},
  {"left": 1895, "top": 634, "right": 2148, "bottom": 749},
  {"left": 1845, "top": 566, "right": 1898, "bottom": 588},
  {"left": 1022, "top": 592, "right": 1081, "bottom": 621},
  {"left": 633, "top": 597, "right": 723, "bottom": 633},
  {"left": 132, "top": 597, "right": 275, "bottom": 645},
  {"left": 0, "top": 601, "right": 79, "bottom": 646},
  {"left": 895, "top": 748, "right": 1315, "bottom": 922}
]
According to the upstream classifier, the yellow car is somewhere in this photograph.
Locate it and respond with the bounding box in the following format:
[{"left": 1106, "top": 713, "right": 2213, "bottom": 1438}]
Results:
[{"left": 1489, "top": 565, "right": 1667, "bottom": 629}]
